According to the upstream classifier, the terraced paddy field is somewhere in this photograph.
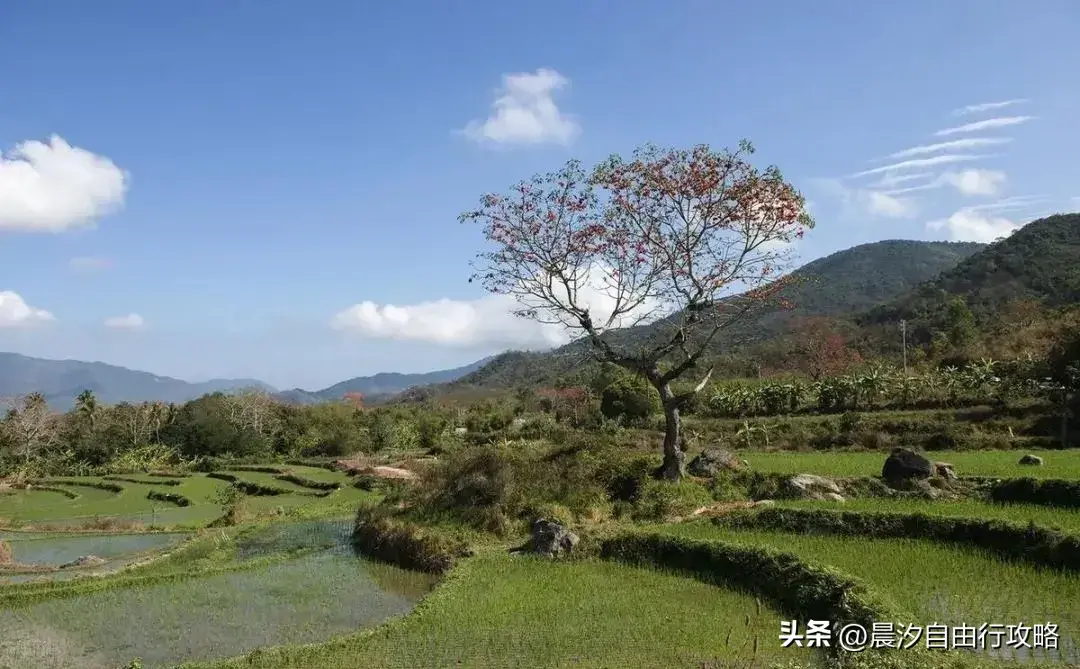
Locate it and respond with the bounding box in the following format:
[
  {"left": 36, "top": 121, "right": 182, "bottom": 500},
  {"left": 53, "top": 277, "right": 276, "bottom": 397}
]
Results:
[
  {"left": 739, "top": 449, "right": 1080, "bottom": 479},
  {"left": 658, "top": 522, "right": 1080, "bottom": 664},
  {"left": 0, "top": 521, "right": 436, "bottom": 669},
  {"left": 773, "top": 498, "right": 1080, "bottom": 533},
  {"left": 0, "top": 466, "right": 364, "bottom": 530},
  {"left": 182, "top": 551, "right": 806, "bottom": 669}
]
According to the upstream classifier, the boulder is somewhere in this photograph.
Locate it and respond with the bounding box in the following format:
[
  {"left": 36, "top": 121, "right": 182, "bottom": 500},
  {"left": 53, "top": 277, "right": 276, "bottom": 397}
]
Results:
[
  {"left": 60, "top": 555, "right": 106, "bottom": 569},
  {"left": 753, "top": 499, "right": 777, "bottom": 507},
  {"left": 1018, "top": 454, "right": 1044, "bottom": 466},
  {"left": 782, "top": 474, "right": 842, "bottom": 500},
  {"left": 687, "top": 448, "right": 745, "bottom": 477},
  {"left": 363, "top": 466, "right": 418, "bottom": 481},
  {"left": 823, "top": 492, "right": 846, "bottom": 503},
  {"left": 934, "top": 462, "right": 958, "bottom": 480},
  {"left": 526, "top": 519, "right": 579, "bottom": 558},
  {"left": 453, "top": 427, "right": 468, "bottom": 436},
  {"left": 882, "top": 448, "right": 932, "bottom": 485}
]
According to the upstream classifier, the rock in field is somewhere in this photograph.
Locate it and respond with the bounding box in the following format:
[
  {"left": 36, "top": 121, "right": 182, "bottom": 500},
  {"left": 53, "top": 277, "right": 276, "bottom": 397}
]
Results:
[
  {"left": 934, "top": 462, "right": 958, "bottom": 480},
  {"left": 1018, "top": 454, "right": 1044, "bottom": 466},
  {"left": 882, "top": 448, "right": 932, "bottom": 485},
  {"left": 526, "top": 519, "right": 579, "bottom": 558},
  {"left": 782, "top": 474, "right": 844, "bottom": 501},
  {"left": 60, "top": 555, "right": 106, "bottom": 569},
  {"left": 687, "top": 448, "right": 745, "bottom": 477}
]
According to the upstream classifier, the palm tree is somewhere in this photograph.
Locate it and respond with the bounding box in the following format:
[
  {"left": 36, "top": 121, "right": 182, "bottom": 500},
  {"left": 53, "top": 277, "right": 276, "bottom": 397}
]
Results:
[{"left": 75, "top": 389, "right": 98, "bottom": 430}]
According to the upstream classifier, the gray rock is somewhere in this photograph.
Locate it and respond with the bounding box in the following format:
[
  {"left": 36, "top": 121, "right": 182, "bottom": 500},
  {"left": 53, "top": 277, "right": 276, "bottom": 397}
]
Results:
[
  {"left": 60, "top": 555, "right": 106, "bottom": 569},
  {"left": 453, "top": 427, "right": 468, "bottom": 436},
  {"left": 527, "top": 519, "right": 579, "bottom": 558},
  {"left": 934, "top": 462, "right": 958, "bottom": 480},
  {"left": 823, "top": 492, "right": 846, "bottom": 502},
  {"left": 753, "top": 499, "right": 777, "bottom": 507},
  {"left": 687, "top": 448, "right": 745, "bottom": 477},
  {"left": 1018, "top": 454, "right": 1044, "bottom": 466},
  {"left": 782, "top": 474, "right": 842, "bottom": 500},
  {"left": 882, "top": 448, "right": 932, "bottom": 485}
]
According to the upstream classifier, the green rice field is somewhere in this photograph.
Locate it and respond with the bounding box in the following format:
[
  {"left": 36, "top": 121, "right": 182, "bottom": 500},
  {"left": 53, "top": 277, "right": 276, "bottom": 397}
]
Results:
[
  {"left": 740, "top": 449, "right": 1080, "bottom": 479},
  {"left": 183, "top": 551, "right": 807, "bottom": 669},
  {"left": 773, "top": 498, "right": 1080, "bottom": 533},
  {"left": 659, "top": 522, "right": 1080, "bottom": 664}
]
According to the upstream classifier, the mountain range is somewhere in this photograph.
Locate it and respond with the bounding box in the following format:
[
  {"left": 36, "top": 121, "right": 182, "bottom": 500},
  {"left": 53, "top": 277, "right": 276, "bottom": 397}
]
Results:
[
  {"left": 5, "top": 214, "right": 1076, "bottom": 407},
  {"left": 0, "top": 353, "right": 493, "bottom": 409}
]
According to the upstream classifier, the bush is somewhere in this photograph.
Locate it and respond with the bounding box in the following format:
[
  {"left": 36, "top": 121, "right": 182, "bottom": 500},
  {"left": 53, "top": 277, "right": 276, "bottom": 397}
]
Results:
[
  {"left": 352, "top": 507, "right": 471, "bottom": 574},
  {"left": 629, "top": 479, "right": 713, "bottom": 521},
  {"left": 600, "top": 373, "right": 660, "bottom": 425}
]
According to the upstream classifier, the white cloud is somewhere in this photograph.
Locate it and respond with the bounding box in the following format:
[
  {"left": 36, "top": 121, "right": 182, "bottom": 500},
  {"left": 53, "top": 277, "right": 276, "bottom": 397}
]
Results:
[
  {"left": 934, "top": 116, "right": 1035, "bottom": 137},
  {"left": 850, "top": 154, "right": 983, "bottom": 178},
  {"left": 68, "top": 256, "right": 113, "bottom": 272},
  {"left": 811, "top": 178, "right": 917, "bottom": 220},
  {"left": 462, "top": 69, "right": 580, "bottom": 146},
  {"left": 886, "top": 137, "right": 1012, "bottom": 159},
  {"left": 926, "top": 208, "right": 1021, "bottom": 243},
  {"left": 964, "top": 195, "right": 1048, "bottom": 213},
  {"left": 938, "top": 169, "right": 1007, "bottom": 196},
  {"left": 0, "top": 135, "right": 128, "bottom": 232},
  {"left": 0, "top": 291, "right": 55, "bottom": 327},
  {"left": 952, "top": 99, "right": 1028, "bottom": 116},
  {"left": 864, "top": 191, "right": 914, "bottom": 217},
  {"left": 332, "top": 265, "right": 665, "bottom": 348},
  {"left": 104, "top": 313, "right": 145, "bottom": 330}
]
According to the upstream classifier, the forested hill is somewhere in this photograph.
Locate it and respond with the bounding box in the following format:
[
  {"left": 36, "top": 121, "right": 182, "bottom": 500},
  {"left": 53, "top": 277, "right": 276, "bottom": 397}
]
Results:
[
  {"left": 862, "top": 213, "right": 1080, "bottom": 332},
  {"left": 453, "top": 239, "right": 985, "bottom": 389}
]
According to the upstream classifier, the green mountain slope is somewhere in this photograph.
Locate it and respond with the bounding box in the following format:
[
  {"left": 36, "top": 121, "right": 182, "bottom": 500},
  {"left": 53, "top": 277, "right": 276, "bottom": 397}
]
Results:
[
  {"left": 453, "top": 239, "right": 985, "bottom": 389},
  {"left": 861, "top": 213, "right": 1080, "bottom": 335}
]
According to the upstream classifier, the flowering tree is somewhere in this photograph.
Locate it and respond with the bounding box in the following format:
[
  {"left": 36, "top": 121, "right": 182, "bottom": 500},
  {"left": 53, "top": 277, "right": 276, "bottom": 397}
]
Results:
[
  {"left": 460, "top": 141, "right": 812, "bottom": 479},
  {"left": 794, "top": 316, "right": 862, "bottom": 380}
]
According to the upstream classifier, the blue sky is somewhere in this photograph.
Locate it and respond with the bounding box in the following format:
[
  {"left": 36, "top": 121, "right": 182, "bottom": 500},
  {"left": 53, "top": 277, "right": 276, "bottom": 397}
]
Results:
[{"left": 1, "top": 0, "right": 1078, "bottom": 390}]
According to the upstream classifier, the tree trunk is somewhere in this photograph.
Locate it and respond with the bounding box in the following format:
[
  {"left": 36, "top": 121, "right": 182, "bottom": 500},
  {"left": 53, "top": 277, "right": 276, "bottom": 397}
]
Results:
[{"left": 650, "top": 377, "right": 685, "bottom": 481}]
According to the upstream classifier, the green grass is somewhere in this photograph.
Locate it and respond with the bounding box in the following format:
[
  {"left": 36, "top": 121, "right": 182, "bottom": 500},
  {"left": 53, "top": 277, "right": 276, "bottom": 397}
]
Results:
[
  {"left": 223, "top": 470, "right": 320, "bottom": 494},
  {"left": 659, "top": 523, "right": 1080, "bottom": 664},
  {"left": 773, "top": 498, "right": 1080, "bottom": 534},
  {"left": 185, "top": 551, "right": 807, "bottom": 669},
  {"left": 739, "top": 449, "right": 1080, "bottom": 479}
]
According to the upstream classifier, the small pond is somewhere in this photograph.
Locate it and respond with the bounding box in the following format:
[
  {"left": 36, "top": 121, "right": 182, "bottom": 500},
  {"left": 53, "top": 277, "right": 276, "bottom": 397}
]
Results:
[
  {"left": 0, "top": 532, "right": 190, "bottom": 567},
  {"left": 0, "top": 545, "right": 437, "bottom": 668}
]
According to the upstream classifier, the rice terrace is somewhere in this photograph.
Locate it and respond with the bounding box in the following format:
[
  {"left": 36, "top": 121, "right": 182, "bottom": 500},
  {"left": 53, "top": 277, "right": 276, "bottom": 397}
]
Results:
[{"left": 3, "top": 4, "right": 1080, "bottom": 667}]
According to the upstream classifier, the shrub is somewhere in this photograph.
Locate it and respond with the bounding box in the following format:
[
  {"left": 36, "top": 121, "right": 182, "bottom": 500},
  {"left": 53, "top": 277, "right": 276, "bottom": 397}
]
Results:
[
  {"left": 600, "top": 373, "right": 660, "bottom": 425},
  {"left": 630, "top": 479, "right": 714, "bottom": 521}
]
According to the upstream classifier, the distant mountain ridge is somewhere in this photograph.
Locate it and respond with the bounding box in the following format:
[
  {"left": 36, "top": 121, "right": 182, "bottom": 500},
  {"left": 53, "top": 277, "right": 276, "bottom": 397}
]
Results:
[
  {"left": 0, "top": 352, "right": 496, "bottom": 409},
  {"left": 272, "top": 356, "right": 499, "bottom": 404},
  {"left": 0, "top": 352, "right": 277, "bottom": 409}
]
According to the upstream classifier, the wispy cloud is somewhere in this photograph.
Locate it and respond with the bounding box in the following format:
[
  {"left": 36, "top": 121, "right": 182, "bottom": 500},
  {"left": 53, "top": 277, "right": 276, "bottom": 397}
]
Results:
[
  {"left": 68, "top": 256, "right": 113, "bottom": 272},
  {"left": 952, "top": 99, "right": 1028, "bottom": 116},
  {"left": 850, "top": 154, "right": 983, "bottom": 178},
  {"left": 886, "top": 137, "right": 1012, "bottom": 159},
  {"left": 934, "top": 116, "right": 1035, "bottom": 137},
  {"left": 104, "top": 313, "right": 145, "bottom": 330},
  {"left": 872, "top": 172, "right": 933, "bottom": 188},
  {"left": 938, "top": 169, "right": 1007, "bottom": 197}
]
